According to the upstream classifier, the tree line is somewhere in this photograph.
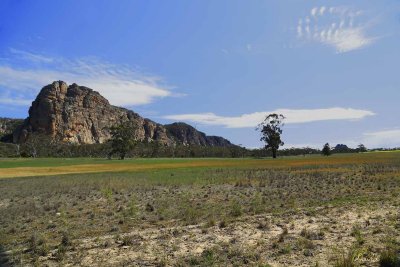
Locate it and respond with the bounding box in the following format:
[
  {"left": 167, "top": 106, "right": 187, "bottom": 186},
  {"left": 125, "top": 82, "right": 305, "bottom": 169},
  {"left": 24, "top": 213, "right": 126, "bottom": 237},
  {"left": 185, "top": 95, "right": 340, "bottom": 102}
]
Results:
[
  {"left": 257, "top": 113, "right": 369, "bottom": 158},
  {"left": 0, "top": 114, "right": 376, "bottom": 158},
  {"left": 0, "top": 137, "right": 368, "bottom": 159}
]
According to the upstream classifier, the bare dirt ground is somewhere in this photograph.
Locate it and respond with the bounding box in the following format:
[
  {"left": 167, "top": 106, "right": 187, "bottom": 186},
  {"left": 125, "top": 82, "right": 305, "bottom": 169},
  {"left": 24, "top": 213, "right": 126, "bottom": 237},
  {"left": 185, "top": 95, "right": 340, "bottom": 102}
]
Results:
[{"left": 29, "top": 203, "right": 399, "bottom": 266}]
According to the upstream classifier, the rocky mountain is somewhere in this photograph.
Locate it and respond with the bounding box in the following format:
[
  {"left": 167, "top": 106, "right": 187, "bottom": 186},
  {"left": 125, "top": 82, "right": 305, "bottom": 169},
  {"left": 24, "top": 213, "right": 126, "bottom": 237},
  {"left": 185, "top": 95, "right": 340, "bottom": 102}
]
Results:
[
  {"left": 11, "top": 81, "right": 234, "bottom": 147},
  {"left": 165, "top": 122, "right": 232, "bottom": 146},
  {"left": 0, "top": 118, "right": 24, "bottom": 142}
]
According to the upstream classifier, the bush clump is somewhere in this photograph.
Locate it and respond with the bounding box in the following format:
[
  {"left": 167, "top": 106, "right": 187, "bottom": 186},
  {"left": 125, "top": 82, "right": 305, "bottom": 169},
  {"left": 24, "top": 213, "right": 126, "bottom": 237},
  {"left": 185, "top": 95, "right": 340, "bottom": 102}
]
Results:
[{"left": 379, "top": 246, "right": 400, "bottom": 267}]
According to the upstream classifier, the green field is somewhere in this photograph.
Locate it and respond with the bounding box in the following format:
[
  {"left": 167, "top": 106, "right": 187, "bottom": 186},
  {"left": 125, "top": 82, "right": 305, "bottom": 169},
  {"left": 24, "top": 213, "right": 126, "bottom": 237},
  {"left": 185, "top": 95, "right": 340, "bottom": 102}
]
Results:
[
  {"left": 0, "top": 153, "right": 400, "bottom": 266},
  {"left": 0, "top": 152, "right": 398, "bottom": 178}
]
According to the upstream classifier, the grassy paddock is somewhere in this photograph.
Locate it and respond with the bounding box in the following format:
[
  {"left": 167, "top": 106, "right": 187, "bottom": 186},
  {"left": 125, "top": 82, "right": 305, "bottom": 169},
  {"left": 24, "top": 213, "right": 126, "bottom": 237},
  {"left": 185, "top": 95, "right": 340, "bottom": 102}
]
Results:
[
  {"left": 0, "top": 152, "right": 399, "bottom": 266},
  {"left": 0, "top": 152, "right": 399, "bottom": 178}
]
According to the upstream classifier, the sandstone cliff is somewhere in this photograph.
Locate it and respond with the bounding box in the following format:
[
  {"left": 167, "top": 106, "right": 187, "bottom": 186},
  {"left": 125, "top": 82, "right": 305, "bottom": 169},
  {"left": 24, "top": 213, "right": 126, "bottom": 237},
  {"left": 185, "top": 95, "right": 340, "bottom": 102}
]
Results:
[{"left": 12, "top": 81, "right": 233, "bottom": 147}]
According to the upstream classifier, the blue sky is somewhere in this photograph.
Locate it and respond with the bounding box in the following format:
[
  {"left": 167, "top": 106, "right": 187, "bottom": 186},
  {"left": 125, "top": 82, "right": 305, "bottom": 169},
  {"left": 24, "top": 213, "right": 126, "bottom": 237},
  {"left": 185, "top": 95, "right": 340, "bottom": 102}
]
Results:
[{"left": 1, "top": 0, "right": 400, "bottom": 148}]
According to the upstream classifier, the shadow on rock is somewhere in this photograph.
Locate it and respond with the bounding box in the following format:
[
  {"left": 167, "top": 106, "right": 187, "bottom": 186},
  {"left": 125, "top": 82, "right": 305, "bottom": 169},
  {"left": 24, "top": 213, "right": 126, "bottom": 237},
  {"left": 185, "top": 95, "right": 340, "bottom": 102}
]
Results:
[{"left": 0, "top": 245, "right": 12, "bottom": 267}]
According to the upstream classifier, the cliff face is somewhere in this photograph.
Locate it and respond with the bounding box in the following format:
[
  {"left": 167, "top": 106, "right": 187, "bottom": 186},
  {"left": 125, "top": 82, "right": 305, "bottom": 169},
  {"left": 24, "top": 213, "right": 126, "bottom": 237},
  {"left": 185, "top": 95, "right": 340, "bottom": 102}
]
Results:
[
  {"left": 12, "top": 81, "right": 233, "bottom": 147},
  {"left": 13, "top": 81, "right": 171, "bottom": 145},
  {"left": 165, "top": 122, "right": 232, "bottom": 147},
  {"left": 0, "top": 118, "right": 24, "bottom": 142},
  {"left": 0, "top": 118, "right": 23, "bottom": 135}
]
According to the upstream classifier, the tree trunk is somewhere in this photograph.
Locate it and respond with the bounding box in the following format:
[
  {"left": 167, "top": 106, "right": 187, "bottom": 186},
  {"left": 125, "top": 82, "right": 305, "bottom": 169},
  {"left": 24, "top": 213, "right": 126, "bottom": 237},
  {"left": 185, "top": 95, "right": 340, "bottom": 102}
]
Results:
[
  {"left": 272, "top": 148, "right": 277, "bottom": 159},
  {"left": 16, "top": 144, "right": 20, "bottom": 157}
]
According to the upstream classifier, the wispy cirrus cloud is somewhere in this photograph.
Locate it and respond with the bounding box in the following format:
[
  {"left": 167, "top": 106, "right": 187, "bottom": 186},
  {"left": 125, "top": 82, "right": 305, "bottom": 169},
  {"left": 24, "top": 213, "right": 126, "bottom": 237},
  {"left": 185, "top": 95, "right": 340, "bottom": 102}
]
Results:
[
  {"left": 297, "top": 6, "right": 377, "bottom": 53},
  {"left": 8, "top": 48, "right": 54, "bottom": 63},
  {"left": 0, "top": 49, "right": 179, "bottom": 106},
  {"left": 163, "top": 108, "right": 375, "bottom": 128}
]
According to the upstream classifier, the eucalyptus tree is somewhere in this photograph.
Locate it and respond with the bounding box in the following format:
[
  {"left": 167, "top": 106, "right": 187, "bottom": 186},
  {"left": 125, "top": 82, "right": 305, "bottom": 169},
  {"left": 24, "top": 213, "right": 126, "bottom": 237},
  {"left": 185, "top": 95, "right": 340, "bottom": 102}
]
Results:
[{"left": 257, "top": 113, "right": 285, "bottom": 159}]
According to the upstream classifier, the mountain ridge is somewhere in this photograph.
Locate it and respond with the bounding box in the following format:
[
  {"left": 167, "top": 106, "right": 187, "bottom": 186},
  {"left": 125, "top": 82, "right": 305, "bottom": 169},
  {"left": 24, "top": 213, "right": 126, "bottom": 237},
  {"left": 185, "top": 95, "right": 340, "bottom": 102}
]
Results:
[{"left": 10, "top": 81, "right": 234, "bottom": 147}]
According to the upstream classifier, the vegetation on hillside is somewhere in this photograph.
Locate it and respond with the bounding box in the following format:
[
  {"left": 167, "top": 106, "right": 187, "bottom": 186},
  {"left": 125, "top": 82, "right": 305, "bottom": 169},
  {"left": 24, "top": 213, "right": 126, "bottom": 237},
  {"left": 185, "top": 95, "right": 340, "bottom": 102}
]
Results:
[
  {"left": 0, "top": 139, "right": 373, "bottom": 158},
  {"left": 0, "top": 118, "right": 24, "bottom": 142}
]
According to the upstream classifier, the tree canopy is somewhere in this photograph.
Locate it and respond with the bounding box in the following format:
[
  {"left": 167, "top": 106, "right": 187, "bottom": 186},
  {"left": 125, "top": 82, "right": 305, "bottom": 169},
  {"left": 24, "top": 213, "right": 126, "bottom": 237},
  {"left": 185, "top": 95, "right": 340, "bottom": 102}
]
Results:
[
  {"left": 108, "top": 123, "right": 138, "bottom": 160},
  {"left": 322, "top": 143, "right": 331, "bottom": 156},
  {"left": 357, "top": 144, "right": 367, "bottom": 153},
  {"left": 257, "top": 113, "right": 285, "bottom": 158}
]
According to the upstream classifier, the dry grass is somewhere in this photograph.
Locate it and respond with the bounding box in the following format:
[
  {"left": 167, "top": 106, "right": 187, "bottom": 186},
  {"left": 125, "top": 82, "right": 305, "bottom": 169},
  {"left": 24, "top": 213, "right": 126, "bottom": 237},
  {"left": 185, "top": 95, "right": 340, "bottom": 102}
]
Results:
[
  {"left": 0, "top": 152, "right": 399, "bottom": 266},
  {"left": 0, "top": 152, "right": 398, "bottom": 178}
]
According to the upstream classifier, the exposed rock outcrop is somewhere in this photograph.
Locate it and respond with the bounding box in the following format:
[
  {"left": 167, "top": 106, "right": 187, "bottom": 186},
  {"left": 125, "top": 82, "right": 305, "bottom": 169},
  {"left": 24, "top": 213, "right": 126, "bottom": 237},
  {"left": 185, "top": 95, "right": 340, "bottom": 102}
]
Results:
[
  {"left": 165, "top": 122, "right": 232, "bottom": 147},
  {"left": 0, "top": 118, "right": 24, "bottom": 142},
  {"left": 12, "top": 81, "right": 233, "bottom": 147}
]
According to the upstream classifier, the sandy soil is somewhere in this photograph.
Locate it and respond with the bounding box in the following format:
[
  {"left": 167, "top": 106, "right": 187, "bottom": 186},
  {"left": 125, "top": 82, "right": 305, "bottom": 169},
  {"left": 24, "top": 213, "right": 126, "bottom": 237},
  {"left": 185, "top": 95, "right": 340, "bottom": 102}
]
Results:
[{"left": 33, "top": 203, "right": 398, "bottom": 266}]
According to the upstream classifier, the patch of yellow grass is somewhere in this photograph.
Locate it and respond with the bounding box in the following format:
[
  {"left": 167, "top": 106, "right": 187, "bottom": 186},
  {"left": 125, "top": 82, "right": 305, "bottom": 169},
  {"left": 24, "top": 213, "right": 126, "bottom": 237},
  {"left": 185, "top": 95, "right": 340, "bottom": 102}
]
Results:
[
  {"left": 0, "top": 160, "right": 249, "bottom": 178},
  {"left": 1, "top": 152, "right": 399, "bottom": 178}
]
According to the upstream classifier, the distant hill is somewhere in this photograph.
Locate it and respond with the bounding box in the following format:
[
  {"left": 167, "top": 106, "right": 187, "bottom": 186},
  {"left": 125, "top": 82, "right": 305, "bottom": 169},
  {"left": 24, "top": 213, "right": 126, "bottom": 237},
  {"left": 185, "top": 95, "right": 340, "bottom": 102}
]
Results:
[
  {"left": 165, "top": 122, "right": 232, "bottom": 147},
  {"left": 10, "top": 81, "right": 234, "bottom": 147},
  {"left": 333, "top": 144, "right": 351, "bottom": 153}
]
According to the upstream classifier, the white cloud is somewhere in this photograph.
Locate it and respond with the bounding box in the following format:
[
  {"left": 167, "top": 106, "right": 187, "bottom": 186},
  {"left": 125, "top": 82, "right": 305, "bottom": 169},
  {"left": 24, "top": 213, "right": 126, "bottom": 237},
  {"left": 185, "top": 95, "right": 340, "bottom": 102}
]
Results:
[
  {"left": 0, "top": 50, "right": 178, "bottom": 107},
  {"left": 315, "top": 129, "right": 400, "bottom": 149},
  {"left": 9, "top": 48, "right": 54, "bottom": 63},
  {"left": 0, "top": 97, "right": 31, "bottom": 106},
  {"left": 319, "top": 6, "right": 326, "bottom": 16},
  {"left": 297, "top": 6, "right": 377, "bottom": 53},
  {"left": 163, "top": 108, "right": 375, "bottom": 128},
  {"left": 297, "top": 25, "right": 303, "bottom": 37},
  {"left": 311, "top": 7, "right": 318, "bottom": 17},
  {"left": 362, "top": 129, "right": 400, "bottom": 148}
]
